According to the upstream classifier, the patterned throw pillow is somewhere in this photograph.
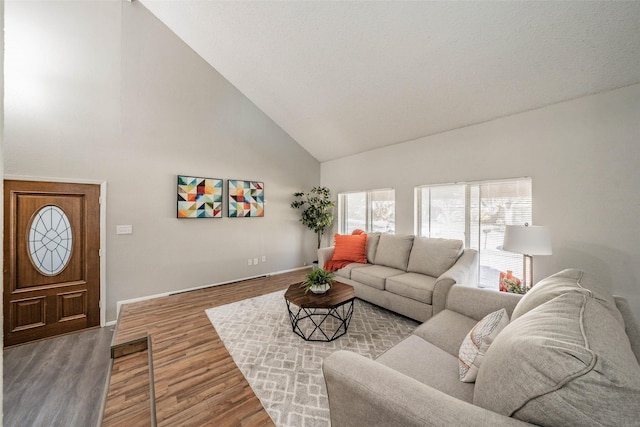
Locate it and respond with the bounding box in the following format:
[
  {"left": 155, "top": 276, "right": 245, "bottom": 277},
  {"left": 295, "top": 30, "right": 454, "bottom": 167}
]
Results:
[{"left": 458, "top": 308, "right": 509, "bottom": 382}]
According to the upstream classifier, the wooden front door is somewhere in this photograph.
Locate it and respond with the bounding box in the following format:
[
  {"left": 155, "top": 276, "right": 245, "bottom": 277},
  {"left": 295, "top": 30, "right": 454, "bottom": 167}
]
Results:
[{"left": 3, "top": 180, "right": 101, "bottom": 347}]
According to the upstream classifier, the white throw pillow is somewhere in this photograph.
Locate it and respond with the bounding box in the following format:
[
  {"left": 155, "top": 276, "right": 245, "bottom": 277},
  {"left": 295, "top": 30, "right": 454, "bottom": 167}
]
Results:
[{"left": 458, "top": 308, "right": 509, "bottom": 382}]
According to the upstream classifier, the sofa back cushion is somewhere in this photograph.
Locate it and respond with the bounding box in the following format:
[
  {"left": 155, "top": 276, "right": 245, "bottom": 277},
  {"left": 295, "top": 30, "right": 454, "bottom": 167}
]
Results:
[
  {"left": 407, "top": 237, "right": 463, "bottom": 278},
  {"left": 615, "top": 296, "right": 640, "bottom": 364},
  {"left": 366, "top": 232, "right": 381, "bottom": 264},
  {"left": 473, "top": 292, "right": 640, "bottom": 426},
  {"left": 511, "top": 268, "right": 624, "bottom": 326},
  {"left": 373, "top": 234, "right": 414, "bottom": 271}
]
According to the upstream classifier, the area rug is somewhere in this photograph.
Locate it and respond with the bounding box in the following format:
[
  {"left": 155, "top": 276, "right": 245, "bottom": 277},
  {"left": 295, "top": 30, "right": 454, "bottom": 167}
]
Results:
[{"left": 205, "top": 290, "right": 419, "bottom": 427}]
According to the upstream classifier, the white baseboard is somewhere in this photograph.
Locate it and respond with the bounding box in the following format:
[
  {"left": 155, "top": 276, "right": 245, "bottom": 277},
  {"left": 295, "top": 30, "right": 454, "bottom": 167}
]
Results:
[{"left": 114, "top": 265, "right": 310, "bottom": 322}]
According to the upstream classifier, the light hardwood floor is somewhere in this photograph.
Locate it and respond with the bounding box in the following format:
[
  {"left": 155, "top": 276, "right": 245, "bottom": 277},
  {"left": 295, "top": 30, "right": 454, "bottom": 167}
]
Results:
[{"left": 103, "top": 269, "right": 309, "bottom": 426}]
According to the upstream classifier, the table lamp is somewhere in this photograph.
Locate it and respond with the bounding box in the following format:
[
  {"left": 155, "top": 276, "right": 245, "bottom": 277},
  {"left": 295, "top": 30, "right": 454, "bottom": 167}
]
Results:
[{"left": 503, "top": 223, "right": 552, "bottom": 289}]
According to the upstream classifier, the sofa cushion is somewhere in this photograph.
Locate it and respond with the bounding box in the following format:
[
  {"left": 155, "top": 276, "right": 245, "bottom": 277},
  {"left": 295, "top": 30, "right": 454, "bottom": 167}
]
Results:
[
  {"left": 332, "top": 233, "right": 368, "bottom": 264},
  {"left": 350, "top": 265, "right": 405, "bottom": 290},
  {"left": 512, "top": 268, "right": 624, "bottom": 326},
  {"left": 413, "top": 310, "right": 478, "bottom": 358},
  {"left": 333, "top": 262, "right": 369, "bottom": 280},
  {"left": 366, "top": 232, "right": 381, "bottom": 264},
  {"left": 385, "top": 273, "right": 437, "bottom": 304},
  {"left": 376, "top": 335, "right": 475, "bottom": 403},
  {"left": 458, "top": 308, "right": 509, "bottom": 383},
  {"left": 373, "top": 234, "right": 414, "bottom": 271},
  {"left": 407, "top": 237, "right": 463, "bottom": 278},
  {"left": 474, "top": 292, "right": 640, "bottom": 426}
]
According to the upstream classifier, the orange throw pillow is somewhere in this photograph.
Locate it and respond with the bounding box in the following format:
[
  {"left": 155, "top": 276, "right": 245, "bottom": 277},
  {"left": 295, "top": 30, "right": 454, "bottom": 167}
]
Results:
[{"left": 332, "top": 233, "right": 368, "bottom": 264}]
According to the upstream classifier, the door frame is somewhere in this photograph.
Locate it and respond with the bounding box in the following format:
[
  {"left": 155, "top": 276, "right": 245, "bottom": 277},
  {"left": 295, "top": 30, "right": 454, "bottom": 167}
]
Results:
[{"left": 4, "top": 175, "right": 107, "bottom": 327}]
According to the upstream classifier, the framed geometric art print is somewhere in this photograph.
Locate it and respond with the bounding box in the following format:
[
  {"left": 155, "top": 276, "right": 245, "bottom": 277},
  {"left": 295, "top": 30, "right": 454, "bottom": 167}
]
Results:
[
  {"left": 177, "top": 175, "right": 223, "bottom": 218},
  {"left": 228, "top": 179, "right": 264, "bottom": 217}
]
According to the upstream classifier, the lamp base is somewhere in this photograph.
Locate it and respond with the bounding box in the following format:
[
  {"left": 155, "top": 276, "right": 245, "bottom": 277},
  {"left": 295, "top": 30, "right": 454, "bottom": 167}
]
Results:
[{"left": 523, "top": 254, "right": 534, "bottom": 290}]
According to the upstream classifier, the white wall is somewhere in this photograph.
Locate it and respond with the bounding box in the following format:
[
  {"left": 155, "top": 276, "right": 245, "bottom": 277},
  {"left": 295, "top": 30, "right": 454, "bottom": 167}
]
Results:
[
  {"left": 5, "top": 1, "right": 639, "bottom": 324},
  {"left": 4, "top": 1, "right": 319, "bottom": 322},
  {"left": 322, "top": 84, "right": 640, "bottom": 317}
]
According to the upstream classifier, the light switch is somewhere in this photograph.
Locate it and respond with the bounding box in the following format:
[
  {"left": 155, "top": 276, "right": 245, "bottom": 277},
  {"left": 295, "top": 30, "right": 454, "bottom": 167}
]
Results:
[{"left": 116, "top": 225, "right": 133, "bottom": 235}]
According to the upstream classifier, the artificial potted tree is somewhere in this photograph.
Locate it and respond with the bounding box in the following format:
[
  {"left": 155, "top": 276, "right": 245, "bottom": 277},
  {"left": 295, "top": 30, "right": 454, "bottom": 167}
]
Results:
[
  {"left": 301, "top": 268, "right": 335, "bottom": 294},
  {"left": 291, "top": 186, "right": 335, "bottom": 251}
]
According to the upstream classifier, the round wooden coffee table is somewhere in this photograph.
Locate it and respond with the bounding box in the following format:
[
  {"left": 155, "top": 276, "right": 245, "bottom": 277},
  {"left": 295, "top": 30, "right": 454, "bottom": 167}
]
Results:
[{"left": 284, "top": 281, "right": 356, "bottom": 341}]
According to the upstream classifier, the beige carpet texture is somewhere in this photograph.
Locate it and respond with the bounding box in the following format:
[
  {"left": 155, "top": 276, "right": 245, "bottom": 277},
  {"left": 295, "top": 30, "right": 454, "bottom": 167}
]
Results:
[{"left": 206, "top": 290, "right": 419, "bottom": 427}]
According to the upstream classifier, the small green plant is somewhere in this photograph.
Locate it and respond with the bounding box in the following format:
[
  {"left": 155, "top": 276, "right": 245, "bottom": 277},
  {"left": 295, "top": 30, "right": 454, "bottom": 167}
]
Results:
[
  {"left": 291, "top": 187, "right": 335, "bottom": 249},
  {"left": 301, "top": 268, "right": 335, "bottom": 294}
]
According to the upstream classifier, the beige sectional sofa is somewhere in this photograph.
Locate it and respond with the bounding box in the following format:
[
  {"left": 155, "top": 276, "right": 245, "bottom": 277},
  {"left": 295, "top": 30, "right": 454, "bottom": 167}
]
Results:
[
  {"left": 323, "top": 269, "right": 640, "bottom": 426},
  {"left": 317, "top": 233, "right": 478, "bottom": 322}
]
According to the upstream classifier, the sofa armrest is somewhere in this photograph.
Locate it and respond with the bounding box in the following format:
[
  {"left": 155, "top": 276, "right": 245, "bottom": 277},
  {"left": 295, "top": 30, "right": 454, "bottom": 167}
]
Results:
[
  {"left": 446, "top": 285, "right": 523, "bottom": 321},
  {"left": 323, "top": 350, "right": 533, "bottom": 427},
  {"left": 317, "top": 246, "right": 335, "bottom": 268},
  {"left": 431, "top": 249, "right": 478, "bottom": 315}
]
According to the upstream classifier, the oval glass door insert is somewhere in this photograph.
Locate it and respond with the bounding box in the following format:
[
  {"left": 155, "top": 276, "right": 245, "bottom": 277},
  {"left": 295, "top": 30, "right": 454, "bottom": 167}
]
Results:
[{"left": 28, "top": 205, "right": 73, "bottom": 275}]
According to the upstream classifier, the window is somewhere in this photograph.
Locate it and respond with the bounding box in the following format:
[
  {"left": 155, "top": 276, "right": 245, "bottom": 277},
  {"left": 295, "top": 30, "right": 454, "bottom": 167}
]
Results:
[
  {"left": 416, "top": 184, "right": 466, "bottom": 241},
  {"left": 415, "top": 178, "right": 532, "bottom": 289},
  {"left": 339, "top": 189, "right": 395, "bottom": 234}
]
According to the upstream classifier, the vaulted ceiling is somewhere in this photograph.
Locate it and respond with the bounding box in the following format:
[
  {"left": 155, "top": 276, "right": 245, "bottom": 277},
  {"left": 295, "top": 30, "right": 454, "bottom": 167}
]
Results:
[{"left": 139, "top": 1, "right": 640, "bottom": 162}]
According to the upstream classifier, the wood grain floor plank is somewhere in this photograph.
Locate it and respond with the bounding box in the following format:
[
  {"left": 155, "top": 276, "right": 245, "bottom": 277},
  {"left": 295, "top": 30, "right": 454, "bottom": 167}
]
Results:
[
  {"left": 3, "top": 326, "right": 114, "bottom": 427},
  {"left": 103, "top": 269, "right": 308, "bottom": 426},
  {"left": 103, "top": 350, "right": 152, "bottom": 426}
]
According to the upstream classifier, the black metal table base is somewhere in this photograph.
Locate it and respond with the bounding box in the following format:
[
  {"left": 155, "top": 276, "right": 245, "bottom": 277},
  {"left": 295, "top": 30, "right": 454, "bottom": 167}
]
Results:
[{"left": 286, "top": 299, "right": 354, "bottom": 342}]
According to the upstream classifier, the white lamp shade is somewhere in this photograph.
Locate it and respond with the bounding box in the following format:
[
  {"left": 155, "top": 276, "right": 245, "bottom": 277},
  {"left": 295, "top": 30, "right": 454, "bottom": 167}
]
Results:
[{"left": 503, "top": 225, "right": 552, "bottom": 256}]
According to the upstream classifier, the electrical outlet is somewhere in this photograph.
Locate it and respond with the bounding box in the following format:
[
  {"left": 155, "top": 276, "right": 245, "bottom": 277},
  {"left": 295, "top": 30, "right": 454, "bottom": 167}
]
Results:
[
  {"left": 247, "top": 258, "right": 252, "bottom": 266},
  {"left": 253, "top": 258, "right": 259, "bottom": 265}
]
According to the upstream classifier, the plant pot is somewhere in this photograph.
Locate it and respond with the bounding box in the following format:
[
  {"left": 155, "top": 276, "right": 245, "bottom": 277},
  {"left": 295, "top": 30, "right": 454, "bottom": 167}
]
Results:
[{"left": 310, "top": 283, "right": 330, "bottom": 294}]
